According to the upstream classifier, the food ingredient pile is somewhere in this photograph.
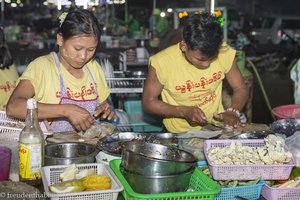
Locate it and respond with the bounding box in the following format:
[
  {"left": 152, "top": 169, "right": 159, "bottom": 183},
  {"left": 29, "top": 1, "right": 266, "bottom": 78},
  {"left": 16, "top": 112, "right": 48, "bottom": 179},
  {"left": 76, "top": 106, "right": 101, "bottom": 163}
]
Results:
[
  {"left": 207, "top": 135, "right": 293, "bottom": 165},
  {"left": 49, "top": 164, "right": 111, "bottom": 194}
]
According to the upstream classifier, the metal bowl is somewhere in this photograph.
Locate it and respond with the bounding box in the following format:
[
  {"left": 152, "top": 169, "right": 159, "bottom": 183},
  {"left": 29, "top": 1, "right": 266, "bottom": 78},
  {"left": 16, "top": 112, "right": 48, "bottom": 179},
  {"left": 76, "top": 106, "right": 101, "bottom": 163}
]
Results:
[
  {"left": 121, "top": 165, "right": 193, "bottom": 194},
  {"left": 271, "top": 118, "right": 300, "bottom": 137},
  {"left": 44, "top": 142, "right": 97, "bottom": 166},
  {"left": 121, "top": 141, "right": 196, "bottom": 176}
]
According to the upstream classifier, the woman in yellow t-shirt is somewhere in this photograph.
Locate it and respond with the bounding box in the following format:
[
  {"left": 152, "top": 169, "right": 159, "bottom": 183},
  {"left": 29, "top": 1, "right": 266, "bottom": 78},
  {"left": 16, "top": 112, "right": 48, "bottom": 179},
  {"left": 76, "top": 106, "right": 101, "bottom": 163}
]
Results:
[
  {"left": 6, "top": 9, "right": 117, "bottom": 133},
  {"left": 0, "top": 27, "right": 19, "bottom": 111},
  {"left": 142, "top": 13, "right": 249, "bottom": 133}
]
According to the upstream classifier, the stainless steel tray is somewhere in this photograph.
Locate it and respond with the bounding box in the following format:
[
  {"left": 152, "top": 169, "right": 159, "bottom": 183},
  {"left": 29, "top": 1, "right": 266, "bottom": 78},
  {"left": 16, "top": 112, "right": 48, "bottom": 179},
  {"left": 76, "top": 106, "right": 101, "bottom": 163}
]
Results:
[
  {"left": 230, "top": 130, "right": 274, "bottom": 139},
  {"left": 96, "top": 132, "right": 177, "bottom": 156}
]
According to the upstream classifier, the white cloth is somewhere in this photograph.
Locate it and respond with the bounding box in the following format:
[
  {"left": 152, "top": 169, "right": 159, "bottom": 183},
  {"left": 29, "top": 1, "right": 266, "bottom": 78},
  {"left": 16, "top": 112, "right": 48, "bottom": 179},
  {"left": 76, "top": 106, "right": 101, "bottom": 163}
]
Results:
[{"left": 290, "top": 59, "right": 300, "bottom": 104}]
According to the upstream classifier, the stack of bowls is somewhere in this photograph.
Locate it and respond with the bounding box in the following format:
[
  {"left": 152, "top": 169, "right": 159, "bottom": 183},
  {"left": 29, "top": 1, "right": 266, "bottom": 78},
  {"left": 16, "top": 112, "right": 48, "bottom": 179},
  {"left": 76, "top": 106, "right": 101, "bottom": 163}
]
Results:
[{"left": 120, "top": 142, "right": 197, "bottom": 194}]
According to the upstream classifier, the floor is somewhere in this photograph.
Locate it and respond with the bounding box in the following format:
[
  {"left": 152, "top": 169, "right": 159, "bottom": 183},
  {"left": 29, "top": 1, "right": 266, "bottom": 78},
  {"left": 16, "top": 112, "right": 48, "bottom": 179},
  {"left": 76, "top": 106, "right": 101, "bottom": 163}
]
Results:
[{"left": 251, "top": 64, "right": 294, "bottom": 125}]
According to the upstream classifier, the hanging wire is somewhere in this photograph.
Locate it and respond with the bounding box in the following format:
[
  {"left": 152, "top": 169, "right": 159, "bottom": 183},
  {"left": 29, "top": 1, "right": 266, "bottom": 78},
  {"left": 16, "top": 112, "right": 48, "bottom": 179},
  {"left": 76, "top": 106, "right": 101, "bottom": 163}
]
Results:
[{"left": 246, "top": 58, "right": 276, "bottom": 121}]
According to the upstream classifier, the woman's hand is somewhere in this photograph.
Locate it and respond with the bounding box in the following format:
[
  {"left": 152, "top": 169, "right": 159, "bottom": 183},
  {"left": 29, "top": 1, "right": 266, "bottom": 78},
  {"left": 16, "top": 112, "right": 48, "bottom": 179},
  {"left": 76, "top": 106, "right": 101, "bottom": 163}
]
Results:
[
  {"left": 65, "top": 104, "right": 94, "bottom": 131},
  {"left": 213, "top": 110, "right": 244, "bottom": 128},
  {"left": 93, "top": 101, "right": 117, "bottom": 122},
  {"left": 180, "top": 106, "right": 207, "bottom": 127}
]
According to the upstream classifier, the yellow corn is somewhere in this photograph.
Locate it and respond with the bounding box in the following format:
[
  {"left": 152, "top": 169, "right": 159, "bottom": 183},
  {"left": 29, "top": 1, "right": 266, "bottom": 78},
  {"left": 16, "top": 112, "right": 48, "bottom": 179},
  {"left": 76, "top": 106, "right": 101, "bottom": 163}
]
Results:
[{"left": 81, "top": 174, "right": 111, "bottom": 190}]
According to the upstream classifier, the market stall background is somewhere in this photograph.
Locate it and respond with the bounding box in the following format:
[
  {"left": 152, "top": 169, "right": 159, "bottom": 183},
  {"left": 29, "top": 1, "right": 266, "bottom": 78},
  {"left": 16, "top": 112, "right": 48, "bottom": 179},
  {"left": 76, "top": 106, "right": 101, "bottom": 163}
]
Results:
[{"left": 0, "top": 0, "right": 299, "bottom": 125}]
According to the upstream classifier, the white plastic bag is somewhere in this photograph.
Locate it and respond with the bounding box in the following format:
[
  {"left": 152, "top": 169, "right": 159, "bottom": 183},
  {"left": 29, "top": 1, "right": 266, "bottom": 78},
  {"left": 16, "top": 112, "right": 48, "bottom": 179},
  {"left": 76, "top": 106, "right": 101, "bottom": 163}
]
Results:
[
  {"left": 290, "top": 59, "right": 300, "bottom": 104},
  {"left": 286, "top": 131, "right": 300, "bottom": 166}
]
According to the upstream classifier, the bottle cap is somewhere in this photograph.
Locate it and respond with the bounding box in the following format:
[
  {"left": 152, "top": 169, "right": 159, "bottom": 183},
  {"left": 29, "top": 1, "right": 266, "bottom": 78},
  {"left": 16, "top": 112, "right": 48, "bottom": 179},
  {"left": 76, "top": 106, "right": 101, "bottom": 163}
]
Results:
[{"left": 27, "top": 98, "right": 37, "bottom": 109}]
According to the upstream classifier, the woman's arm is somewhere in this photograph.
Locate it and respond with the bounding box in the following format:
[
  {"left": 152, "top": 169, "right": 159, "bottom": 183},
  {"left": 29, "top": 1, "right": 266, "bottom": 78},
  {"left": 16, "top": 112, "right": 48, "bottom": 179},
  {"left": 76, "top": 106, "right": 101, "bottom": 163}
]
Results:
[{"left": 6, "top": 79, "right": 94, "bottom": 131}]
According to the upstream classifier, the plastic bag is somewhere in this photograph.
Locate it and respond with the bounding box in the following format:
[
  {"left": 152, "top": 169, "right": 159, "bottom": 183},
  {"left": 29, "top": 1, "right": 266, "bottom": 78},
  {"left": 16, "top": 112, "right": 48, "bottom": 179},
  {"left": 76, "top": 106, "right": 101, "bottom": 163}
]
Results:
[
  {"left": 78, "top": 122, "right": 115, "bottom": 139},
  {"left": 290, "top": 58, "right": 300, "bottom": 104},
  {"left": 285, "top": 131, "right": 300, "bottom": 166}
]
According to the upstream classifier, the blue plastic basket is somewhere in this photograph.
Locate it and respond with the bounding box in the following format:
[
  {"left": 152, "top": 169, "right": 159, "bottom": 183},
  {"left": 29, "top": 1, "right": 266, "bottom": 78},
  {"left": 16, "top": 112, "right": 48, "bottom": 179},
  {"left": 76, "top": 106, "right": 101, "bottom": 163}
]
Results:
[{"left": 197, "top": 161, "right": 265, "bottom": 200}]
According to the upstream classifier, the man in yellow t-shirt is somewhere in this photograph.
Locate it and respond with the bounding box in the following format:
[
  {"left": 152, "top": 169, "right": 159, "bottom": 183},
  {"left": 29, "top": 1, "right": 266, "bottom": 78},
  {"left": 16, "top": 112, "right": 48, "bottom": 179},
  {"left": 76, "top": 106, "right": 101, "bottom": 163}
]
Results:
[{"left": 142, "top": 13, "right": 249, "bottom": 133}]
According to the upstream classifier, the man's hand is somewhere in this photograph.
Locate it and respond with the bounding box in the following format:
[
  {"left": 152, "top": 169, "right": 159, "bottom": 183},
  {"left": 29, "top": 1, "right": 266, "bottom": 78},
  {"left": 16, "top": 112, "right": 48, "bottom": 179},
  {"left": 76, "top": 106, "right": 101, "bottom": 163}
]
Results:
[
  {"left": 213, "top": 111, "right": 244, "bottom": 128},
  {"left": 180, "top": 106, "right": 207, "bottom": 126}
]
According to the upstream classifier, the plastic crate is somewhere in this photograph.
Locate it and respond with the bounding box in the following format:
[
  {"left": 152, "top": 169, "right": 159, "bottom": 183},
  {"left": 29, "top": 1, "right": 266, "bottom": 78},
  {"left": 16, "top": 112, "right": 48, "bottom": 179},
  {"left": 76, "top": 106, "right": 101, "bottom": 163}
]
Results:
[
  {"left": 124, "top": 100, "right": 163, "bottom": 132},
  {"left": 109, "top": 159, "right": 221, "bottom": 200},
  {"left": 272, "top": 104, "right": 300, "bottom": 119},
  {"left": 204, "top": 139, "right": 296, "bottom": 180},
  {"left": 261, "top": 183, "right": 300, "bottom": 200},
  {"left": 0, "top": 111, "right": 52, "bottom": 139},
  {"left": 197, "top": 161, "right": 265, "bottom": 200},
  {"left": 41, "top": 163, "right": 124, "bottom": 200}
]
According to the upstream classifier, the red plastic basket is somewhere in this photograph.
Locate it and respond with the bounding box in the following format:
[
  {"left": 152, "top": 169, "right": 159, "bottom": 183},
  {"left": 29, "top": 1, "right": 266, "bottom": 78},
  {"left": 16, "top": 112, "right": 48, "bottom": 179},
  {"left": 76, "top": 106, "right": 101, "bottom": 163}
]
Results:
[{"left": 272, "top": 104, "right": 300, "bottom": 119}]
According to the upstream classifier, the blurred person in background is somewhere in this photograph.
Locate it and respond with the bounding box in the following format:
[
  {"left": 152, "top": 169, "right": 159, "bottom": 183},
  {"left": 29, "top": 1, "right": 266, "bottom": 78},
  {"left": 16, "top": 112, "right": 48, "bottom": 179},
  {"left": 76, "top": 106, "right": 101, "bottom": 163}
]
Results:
[
  {"left": 158, "top": 16, "right": 188, "bottom": 51},
  {"left": 127, "top": 14, "right": 140, "bottom": 38},
  {"left": 149, "top": 8, "right": 170, "bottom": 38},
  {"left": 6, "top": 9, "right": 117, "bottom": 133},
  {"left": 0, "top": 27, "right": 19, "bottom": 110},
  {"left": 142, "top": 13, "right": 248, "bottom": 133}
]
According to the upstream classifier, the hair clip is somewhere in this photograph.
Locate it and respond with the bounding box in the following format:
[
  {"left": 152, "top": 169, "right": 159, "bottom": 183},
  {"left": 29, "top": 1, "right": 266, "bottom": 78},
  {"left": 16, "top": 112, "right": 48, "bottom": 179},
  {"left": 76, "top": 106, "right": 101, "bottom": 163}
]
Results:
[{"left": 59, "top": 12, "right": 68, "bottom": 27}]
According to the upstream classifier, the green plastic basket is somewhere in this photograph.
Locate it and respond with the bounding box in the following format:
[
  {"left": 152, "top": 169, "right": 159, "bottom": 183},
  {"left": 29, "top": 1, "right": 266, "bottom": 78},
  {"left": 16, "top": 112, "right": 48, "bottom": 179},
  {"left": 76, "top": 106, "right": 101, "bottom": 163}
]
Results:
[{"left": 109, "top": 159, "right": 221, "bottom": 200}]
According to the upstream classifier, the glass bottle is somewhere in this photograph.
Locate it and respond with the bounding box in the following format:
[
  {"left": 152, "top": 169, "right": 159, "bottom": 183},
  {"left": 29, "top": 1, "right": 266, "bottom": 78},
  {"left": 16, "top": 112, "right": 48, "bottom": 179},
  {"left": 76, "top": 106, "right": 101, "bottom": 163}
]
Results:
[{"left": 19, "top": 98, "right": 44, "bottom": 186}]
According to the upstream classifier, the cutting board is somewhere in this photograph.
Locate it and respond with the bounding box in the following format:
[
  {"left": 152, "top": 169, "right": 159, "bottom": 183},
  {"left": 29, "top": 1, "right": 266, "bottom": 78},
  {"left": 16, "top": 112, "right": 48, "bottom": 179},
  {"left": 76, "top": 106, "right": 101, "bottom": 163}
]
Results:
[
  {"left": 46, "top": 131, "right": 100, "bottom": 145},
  {"left": 218, "top": 123, "right": 270, "bottom": 139}
]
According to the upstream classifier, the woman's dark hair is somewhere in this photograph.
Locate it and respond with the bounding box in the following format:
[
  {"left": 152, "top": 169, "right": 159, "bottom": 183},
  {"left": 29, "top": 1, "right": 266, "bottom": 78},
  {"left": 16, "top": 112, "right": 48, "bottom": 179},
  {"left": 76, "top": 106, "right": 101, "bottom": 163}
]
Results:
[
  {"left": 0, "top": 27, "right": 13, "bottom": 69},
  {"left": 57, "top": 9, "right": 101, "bottom": 45},
  {"left": 182, "top": 13, "right": 223, "bottom": 59}
]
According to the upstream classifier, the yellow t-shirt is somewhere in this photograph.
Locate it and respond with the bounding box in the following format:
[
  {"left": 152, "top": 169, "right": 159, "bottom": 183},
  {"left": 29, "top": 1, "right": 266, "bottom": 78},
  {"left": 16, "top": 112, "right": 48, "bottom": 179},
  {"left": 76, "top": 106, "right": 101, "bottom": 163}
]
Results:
[
  {"left": 18, "top": 53, "right": 111, "bottom": 105},
  {"left": 149, "top": 43, "right": 236, "bottom": 133},
  {"left": 0, "top": 65, "right": 19, "bottom": 110}
]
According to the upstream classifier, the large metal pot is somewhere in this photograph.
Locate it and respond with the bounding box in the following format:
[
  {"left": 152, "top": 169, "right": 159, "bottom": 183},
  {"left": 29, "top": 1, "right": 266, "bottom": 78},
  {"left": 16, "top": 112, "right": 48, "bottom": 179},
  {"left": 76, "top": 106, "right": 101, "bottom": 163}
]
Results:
[
  {"left": 121, "top": 142, "right": 196, "bottom": 175},
  {"left": 44, "top": 142, "right": 97, "bottom": 166},
  {"left": 121, "top": 165, "right": 193, "bottom": 194}
]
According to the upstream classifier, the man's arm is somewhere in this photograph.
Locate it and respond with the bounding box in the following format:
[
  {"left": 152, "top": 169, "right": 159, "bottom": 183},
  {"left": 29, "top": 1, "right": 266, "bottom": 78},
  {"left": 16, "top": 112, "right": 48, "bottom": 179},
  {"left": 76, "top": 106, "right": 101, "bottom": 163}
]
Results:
[
  {"left": 213, "top": 58, "right": 249, "bottom": 127},
  {"left": 225, "top": 58, "right": 249, "bottom": 111},
  {"left": 142, "top": 66, "right": 207, "bottom": 126}
]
